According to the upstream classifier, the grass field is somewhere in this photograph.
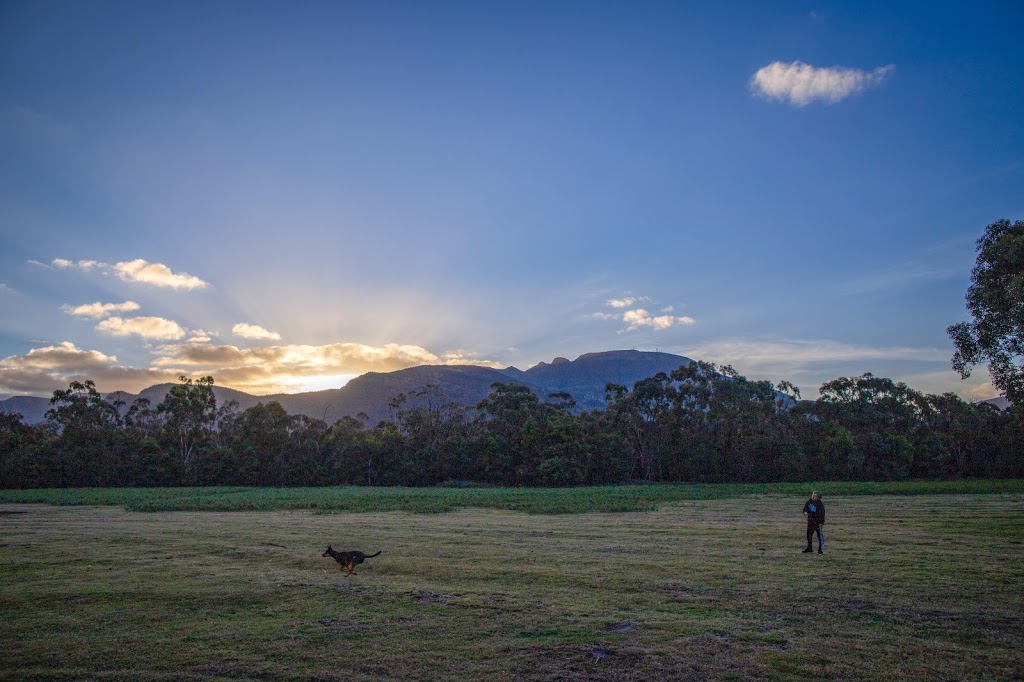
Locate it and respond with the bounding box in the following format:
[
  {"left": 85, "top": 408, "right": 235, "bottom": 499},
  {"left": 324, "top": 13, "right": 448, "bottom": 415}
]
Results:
[
  {"left": 2, "top": 486, "right": 1023, "bottom": 680},
  {"left": 3, "top": 479, "right": 1024, "bottom": 513}
]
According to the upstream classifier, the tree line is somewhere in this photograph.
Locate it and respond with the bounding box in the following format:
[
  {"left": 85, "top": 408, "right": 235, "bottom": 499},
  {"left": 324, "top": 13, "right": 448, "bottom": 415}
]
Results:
[{"left": 1, "top": 364, "right": 1021, "bottom": 489}]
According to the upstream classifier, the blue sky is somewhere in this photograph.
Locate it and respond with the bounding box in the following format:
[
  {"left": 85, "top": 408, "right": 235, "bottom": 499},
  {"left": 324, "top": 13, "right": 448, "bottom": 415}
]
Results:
[{"left": 1, "top": 1, "right": 1022, "bottom": 400}]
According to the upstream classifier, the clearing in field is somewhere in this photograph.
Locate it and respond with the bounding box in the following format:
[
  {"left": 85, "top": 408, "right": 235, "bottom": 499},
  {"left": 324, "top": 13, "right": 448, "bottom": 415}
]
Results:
[{"left": 2, "top": 492, "right": 1023, "bottom": 680}]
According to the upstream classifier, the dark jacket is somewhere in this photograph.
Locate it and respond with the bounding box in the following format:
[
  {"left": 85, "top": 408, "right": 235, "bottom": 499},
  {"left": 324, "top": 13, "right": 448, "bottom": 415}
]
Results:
[{"left": 803, "top": 498, "right": 825, "bottom": 525}]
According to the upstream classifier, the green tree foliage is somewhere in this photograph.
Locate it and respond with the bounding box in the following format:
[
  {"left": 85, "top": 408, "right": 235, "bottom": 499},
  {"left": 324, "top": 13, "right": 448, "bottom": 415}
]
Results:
[
  {"left": 600, "top": 362, "right": 811, "bottom": 483},
  {"left": 0, "top": 413, "right": 52, "bottom": 488},
  {"left": 211, "top": 402, "right": 327, "bottom": 486},
  {"left": 389, "top": 385, "right": 472, "bottom": 485},
  {"left": 155, "top": 376, "right": 225, "bottom": 474},
  {"left": 45, "top": 380, "right": 124, "bottom": 486},
  {"left": 815, "top": 374, "right": 924, "bottom": 480},
  {"left": 2, "top": 366, "right": 1021, "bottom": 488},
  {"left": 948, "top": 218, "right": 1024, "bottom": 406}
]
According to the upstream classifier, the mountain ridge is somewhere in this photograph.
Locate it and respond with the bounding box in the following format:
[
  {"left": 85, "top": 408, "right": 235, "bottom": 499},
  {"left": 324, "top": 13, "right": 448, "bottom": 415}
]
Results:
[{"left": 0, "top": 350, "right": 696, "bottom": 425}]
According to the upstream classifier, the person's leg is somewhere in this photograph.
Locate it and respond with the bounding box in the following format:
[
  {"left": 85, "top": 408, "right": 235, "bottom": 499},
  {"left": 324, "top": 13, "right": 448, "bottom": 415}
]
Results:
[
  {"left": 816, "top": 526, "right": 824, "bottom": 553},
  {"left": 804, "top": 523, "right": 814, "bottom": 552}
]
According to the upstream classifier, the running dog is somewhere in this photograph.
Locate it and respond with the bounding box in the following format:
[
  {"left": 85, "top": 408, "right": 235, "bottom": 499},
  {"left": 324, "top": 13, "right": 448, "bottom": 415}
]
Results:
[{"left": 322, "top": 545, "right": 382, "bottom": 576}]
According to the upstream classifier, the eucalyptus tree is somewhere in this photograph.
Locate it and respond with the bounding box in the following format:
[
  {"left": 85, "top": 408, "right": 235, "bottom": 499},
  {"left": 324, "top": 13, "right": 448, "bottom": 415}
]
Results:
[
  {"left": 948, "top": 218, "right": 1024, "bottom": 407},
  {"left": 156, "top": 375, "right": 219, "bottom": 473},
  {"left": 603, "top": 372, "right": 678, "bottom": 482},
  {"left": 45, "top": 380, "right": 123, "bottom": 486},
  {"left": 473, "top": 383, "right": 587, "bottom": 485},
  {"left": 915, "top": 393, "right": 1002, "bottom": 478},
  {"left": 473, "top": 383, "right": 544, "bottom": 485},
  {"left": 815, "top": 374, "right": 925, "bottom": 480},
  {"left": 0, "top": 412, "right": 53, "bottom": 488},
  {"left": 389, "top": 384, "right": 471, "bottom": 485}
]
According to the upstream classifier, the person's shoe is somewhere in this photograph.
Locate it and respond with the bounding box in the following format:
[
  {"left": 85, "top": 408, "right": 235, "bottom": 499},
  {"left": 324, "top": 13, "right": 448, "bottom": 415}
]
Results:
[
  {"left": 802, "top": 547, "right": 813, "bottom": 553},
  {"left": 818, "top": 549, "right": 824, "bottom": 554}
]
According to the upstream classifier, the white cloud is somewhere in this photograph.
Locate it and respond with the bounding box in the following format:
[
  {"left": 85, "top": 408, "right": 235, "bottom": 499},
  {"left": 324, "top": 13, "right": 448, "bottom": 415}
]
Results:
[
  {"left": 52, "top": 258, "right": 101, "bottom": 271},
  {"left": 623, "top": 309, "right": 696, "bottom": 331},
  {"left": 112, "top": 259, "right": 208, "bottom": 289},
  {"left": 49, "top": 258, "right": 209, "bottom": 290},
  {"left": 96, "top": 316, "right": 187, "bottom": 340},
  {"left": 751, "top": 61, "right": 894, "bottom": 106},
  {"left": 595, "top": 296, "right": 695, "bottom": 332},
  {"left": 2, "top": 342, "right": 117, "bottom": 370},
  {"left": 62, "top": 301, "right": 141, "bottom": 319},
  {"left": 232, "top": 323, "right": 282, "bottom": 341}
]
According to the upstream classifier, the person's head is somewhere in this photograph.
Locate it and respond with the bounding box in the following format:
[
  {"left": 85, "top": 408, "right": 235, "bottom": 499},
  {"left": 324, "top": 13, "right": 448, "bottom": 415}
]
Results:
[{"left": 811, "top": 491, "right": 821, "bottom": 501}]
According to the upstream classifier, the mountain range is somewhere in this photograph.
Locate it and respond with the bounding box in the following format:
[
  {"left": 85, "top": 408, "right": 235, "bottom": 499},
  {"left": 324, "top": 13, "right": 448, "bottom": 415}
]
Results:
[{"left": 0, "top": 350, "right": 695, "bottom": 426}]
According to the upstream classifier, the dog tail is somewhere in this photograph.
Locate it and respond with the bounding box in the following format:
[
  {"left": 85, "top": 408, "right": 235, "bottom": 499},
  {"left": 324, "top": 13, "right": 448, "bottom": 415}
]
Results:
[{"left": 366, "top": 551, "right": 382, "bottom": 558}]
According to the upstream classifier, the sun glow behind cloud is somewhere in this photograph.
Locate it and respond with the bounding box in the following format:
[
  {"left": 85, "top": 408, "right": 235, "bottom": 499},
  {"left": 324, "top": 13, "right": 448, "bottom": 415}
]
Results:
[
  {"left": 0, "top": 337, "right": 505, "bottom": 396},
  {"left": 2, "top": 3, "right": 1018, "bottom": 411},
  {"left": 0, "top": 255, "right": 516, "bottom": 396},
  {"left": 294, "top": 373, "right": 360, "bottom": 393}
]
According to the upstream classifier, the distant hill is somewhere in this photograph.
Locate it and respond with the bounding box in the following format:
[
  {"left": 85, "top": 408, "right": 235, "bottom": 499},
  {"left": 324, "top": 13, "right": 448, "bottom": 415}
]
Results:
[
  {"left": 513, "top": 350, "right": 694, "bottom": 409},
  {"left": 0, "top": 396, "right": 51, "bottom": 425},
  {"left": 0, "top": 350, "right": 696, "bottom": 426},
  {"left": 983, "top": 396, "right": 1012, "bottom": 411}
]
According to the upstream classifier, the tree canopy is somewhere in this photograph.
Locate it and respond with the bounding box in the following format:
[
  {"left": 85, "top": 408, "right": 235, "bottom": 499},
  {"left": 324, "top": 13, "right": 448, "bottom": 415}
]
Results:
[
  {"left": 2, "top": 365, "right": 1022, "bottom": 489},
  {"left": 948, "top": 218, "right": 1024, "bottom": 406}
]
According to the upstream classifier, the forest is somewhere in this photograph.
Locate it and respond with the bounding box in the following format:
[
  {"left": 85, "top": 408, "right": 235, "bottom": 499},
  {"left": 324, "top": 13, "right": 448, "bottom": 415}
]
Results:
[{"left": 1, "top": 361, "right": 1021, "bottom": 489}]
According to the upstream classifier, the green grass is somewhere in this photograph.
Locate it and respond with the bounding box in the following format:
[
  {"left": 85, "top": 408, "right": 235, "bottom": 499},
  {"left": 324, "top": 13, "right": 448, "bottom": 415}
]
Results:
[
  {"left": 2, "top": 479, "right": 1023, "bottom": 514},
  {"left": 2, "top": 489, "right": 1023, "bottom": 680}
]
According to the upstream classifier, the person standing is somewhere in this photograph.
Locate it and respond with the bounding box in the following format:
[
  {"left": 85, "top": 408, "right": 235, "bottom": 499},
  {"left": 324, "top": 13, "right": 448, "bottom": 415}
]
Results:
[{"left": 802, "top": 490, "right": 825, "bottom": 554}]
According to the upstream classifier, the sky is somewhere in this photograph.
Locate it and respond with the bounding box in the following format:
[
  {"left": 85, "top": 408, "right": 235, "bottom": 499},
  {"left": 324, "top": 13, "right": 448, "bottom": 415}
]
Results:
[{"left": 1, "top": 1, "right": 1022, "bottom": 401}]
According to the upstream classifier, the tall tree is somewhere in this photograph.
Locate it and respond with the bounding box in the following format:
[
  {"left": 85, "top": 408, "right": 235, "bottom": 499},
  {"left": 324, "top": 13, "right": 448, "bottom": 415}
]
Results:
[
  {"left": 45, "top": 380, "right": 123, "bottom": 486},
  {"left": 948, "top": 218, "right": 1024, "bottom": 406},
  {"left": 156, "top": 375, "right": 219, "bottom": 471},
  {"left": 816, "top": 374, "right": 924, "bottom": 480}
]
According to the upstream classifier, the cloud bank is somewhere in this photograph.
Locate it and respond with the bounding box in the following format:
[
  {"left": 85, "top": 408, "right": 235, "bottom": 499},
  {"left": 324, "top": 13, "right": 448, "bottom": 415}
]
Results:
[
  {"left": 0, "top": 339, "right": 503, "bottom": 396},
  {"left": 751, "top": 61, "right": 894, "bottom": 106}
]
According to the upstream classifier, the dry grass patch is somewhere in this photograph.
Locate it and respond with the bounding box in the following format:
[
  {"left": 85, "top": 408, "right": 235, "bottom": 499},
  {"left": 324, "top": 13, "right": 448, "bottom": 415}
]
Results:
[{"left": 2, "top": 493, "right": 1023, "bottom": 680}]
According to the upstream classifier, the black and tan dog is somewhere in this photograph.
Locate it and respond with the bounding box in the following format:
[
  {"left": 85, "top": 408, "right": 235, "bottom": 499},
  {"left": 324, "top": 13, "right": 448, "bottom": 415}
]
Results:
[{"left": 322, "top": 545, "right": 381, "bottom": 576}]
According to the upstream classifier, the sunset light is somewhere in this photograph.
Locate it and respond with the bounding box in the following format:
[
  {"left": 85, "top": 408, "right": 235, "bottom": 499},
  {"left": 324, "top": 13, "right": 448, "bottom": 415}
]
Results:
[{"left": 1, "top": 3, "right": 1020, "bottom": 402}]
